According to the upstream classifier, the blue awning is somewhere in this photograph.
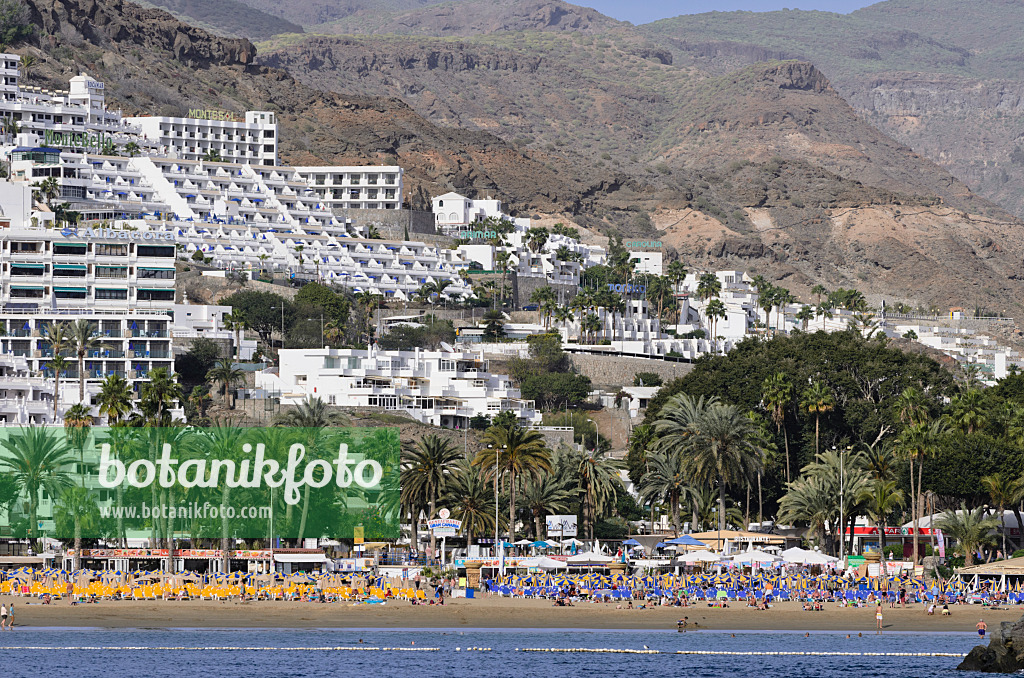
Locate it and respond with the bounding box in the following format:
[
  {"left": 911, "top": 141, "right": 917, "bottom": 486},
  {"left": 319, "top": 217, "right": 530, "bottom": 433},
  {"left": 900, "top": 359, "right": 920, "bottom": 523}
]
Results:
[
  {"left": 54, "top": 286, "right": 87, "bottom": 292},
  {"left": 11, "top": 285, "right": 44, "bottom": 290},
  {"left": 53, "top": 264, "right": 87, "bottom": 270},
  {"left": 12, "top": 263, "right": 44, "bottom": 269}
]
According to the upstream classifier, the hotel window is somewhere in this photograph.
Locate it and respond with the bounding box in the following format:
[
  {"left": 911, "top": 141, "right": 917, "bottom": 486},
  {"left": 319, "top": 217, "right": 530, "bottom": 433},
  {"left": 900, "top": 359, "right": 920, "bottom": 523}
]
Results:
[
  {"left": 96, "top": 244, "right": 128, "bottom": 256},
  {"left": 439, "top": 359, "right": 456, "bottom": 372},
  {"left": 95, "top": 288, "right": 127, "bottom": 300}
]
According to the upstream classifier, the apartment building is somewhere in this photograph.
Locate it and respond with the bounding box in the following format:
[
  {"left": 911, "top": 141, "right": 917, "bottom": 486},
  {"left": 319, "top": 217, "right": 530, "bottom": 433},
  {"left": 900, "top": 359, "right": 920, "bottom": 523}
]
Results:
[
  {"left": 126, "top": 110, "right": 278, "bottom": 165},
  {"left": 0, "top": 225, "right": 177, "bottom": 410},
  {"left": 257, "top": 346, "right": 541, "bottom": 428},
  {"left": 293, "top": 166, "right": 403, "bottom": 211}
]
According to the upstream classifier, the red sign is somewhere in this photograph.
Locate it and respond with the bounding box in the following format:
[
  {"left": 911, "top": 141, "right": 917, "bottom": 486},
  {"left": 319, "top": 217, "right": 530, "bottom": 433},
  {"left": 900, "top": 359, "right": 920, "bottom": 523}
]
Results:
[
  {"left": 78, "top": 548, "right": 272, "bottom": 560},
  {"left": 842, "top": 527, "right": 934, "bottom": 537}
]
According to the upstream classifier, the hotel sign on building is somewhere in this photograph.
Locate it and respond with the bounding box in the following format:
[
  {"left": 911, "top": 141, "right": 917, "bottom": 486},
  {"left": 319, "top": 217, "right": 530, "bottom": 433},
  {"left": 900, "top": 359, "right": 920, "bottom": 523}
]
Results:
[
  {"left": 60, "top": 226, "right": 177, "bottom": 242},
  {"left": 186, "top": 108, "right": 238, "bottom": 122},
  {"left": 43, "top": 129, "right": 116, "bottom": 154}
]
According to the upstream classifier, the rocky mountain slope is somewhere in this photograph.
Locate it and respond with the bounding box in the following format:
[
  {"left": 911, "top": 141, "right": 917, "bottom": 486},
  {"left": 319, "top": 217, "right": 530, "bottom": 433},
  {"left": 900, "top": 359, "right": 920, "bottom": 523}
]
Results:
[
  {"left": 137, "top": 0, "right": 304, "bottom": 40},
  {"left": 21, "top": 0, "right": 616, "bottom": 215},
  {"left": 641, "top": 0, "right": 1024, "bottom": 219},
  {"left": 14, "top": 0, "right": 1024, "bottom": 318}
]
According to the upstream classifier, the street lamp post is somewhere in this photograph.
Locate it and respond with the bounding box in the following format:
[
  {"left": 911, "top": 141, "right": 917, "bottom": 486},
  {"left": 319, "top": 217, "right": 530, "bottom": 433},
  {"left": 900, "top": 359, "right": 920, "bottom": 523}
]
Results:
[
  {"left": 271, "top": 306, "right": 285, "bottom": 350},
  {"left": 307, "top": 313, "right": 324, "bottom": 348}
]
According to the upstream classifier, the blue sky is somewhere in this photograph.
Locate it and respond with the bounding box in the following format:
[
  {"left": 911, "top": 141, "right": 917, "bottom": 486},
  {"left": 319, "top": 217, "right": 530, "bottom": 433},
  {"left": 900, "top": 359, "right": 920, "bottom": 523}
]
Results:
[{"left": 584, "top": 1, "right": 878, "bottom": 25}]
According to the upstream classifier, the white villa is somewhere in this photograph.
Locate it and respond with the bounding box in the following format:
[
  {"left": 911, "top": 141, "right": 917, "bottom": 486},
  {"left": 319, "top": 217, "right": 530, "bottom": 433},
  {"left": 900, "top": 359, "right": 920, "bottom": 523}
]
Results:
[{"left": 257, "top": 346, "right": 541, "bottom": 428}]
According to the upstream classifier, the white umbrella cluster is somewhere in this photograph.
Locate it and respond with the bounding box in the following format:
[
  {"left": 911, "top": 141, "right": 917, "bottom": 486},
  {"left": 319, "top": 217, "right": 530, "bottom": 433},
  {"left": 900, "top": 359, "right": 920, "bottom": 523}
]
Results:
[
  {"left": 676, "top": 550, "right": 722, "bottom": 564},
  {"left": 780, "top": 547, "right": 838, "bottom": 565}
]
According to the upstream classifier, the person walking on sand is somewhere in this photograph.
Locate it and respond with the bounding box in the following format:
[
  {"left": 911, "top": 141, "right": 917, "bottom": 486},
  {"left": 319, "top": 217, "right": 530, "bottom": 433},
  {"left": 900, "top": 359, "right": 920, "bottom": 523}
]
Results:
[
  {"left": 876, "top": 604, "right": 883, "bottom": 634},
  {"left": 978, "top": 619, "right": 987, "bottom": 638}
]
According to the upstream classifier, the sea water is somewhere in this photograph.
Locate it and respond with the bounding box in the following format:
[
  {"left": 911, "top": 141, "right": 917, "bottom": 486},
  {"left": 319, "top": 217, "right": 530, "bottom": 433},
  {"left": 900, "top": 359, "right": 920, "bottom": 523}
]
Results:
[{"left": 0, "top": 628, "right": 988, "bottom": 677}]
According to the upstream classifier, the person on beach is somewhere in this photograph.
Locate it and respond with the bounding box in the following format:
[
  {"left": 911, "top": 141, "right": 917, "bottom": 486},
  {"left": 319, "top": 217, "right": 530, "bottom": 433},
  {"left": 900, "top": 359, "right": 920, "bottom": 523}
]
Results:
[
  {"left": 978, "top": 620, "right": 987, "bottom": 638},
  {"left": 876, "top": 604, "right": 883, "bottom": 634},
  {"left": 7, "top": 604, "right": 12, "bottom": 630},
  {"left": 0, "top": 603, "right": 6, "bottom": 630}
]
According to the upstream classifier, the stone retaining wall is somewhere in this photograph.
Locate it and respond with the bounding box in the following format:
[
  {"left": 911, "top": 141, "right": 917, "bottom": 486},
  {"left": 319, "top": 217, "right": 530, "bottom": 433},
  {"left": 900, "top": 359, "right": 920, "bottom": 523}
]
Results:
[{"left": 569, "top": 354, "right": 693, "bottom": 389}]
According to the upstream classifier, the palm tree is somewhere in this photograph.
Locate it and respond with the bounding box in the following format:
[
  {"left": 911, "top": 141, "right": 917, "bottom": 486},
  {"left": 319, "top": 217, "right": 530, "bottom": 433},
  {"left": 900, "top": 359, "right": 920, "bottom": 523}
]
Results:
[
  {"left": 705, "top": 298, "right": 727, "bottom": 353},
  {"left": 638, "top": 449, "right": 687, "bottom": 535},
  {"left": 801, "top": 380, "right": 835, "bottom": 456},
  {"left": 207, "top": 358, "right": 245, "bottom": 409},
  {"left": 70, "top": 319, "right": 100, "bottom": 404},
  {"left": 894, "top": 386, "right": 929, "bottom": 428},
  {"left": 34, "top": 176, "right": 60, "bottom": 207},
  {"left": 936, "top": 503, "right": 999, "bottom": 566},
  {"left": 859, "top": 479, "right": 905, "bottom": 576},
  {"left": 124, "top": 141, "right": 140, "bottom": 157},
  {"left": 773, "top": 288, "right": 796, "bottom": 335},
  {"left": 815, "top": 303, "right": 834, "bottom": 331},
  {"left": 898, "top": 419, "right": 951, "bottom": 564},
  {"left": 222, "top": 311, "right": 247, "bottom": 359},
  {"left": 982, "top": 473, "right": 1022, "bottom": 557},
  {"left": 19, "top": 55, "right": 35, "bottom": 81},
  {"left": 473, "top": 424, "right": 551, "bottom": 542},
  {"left": 575, "top": 448, "right": 622, "bottom": 541},
  {"left": 796, "top": 305, "right": 815, "bottom": 331},
  {"left": 582, "top": 312, "right": 601, "bottom": 344},
  {"left": 137, "top": 367, "right": 182, "bottom": 426},
  {"left": 42, "top": 321, "right": 71, "bottom": 420},
  {"left": 696, "top": 272, "right": 721, "bottom": 303},
  {"left": 53, "top": 485, "right": 97, "bottom": 571},
  {"left": 96, "top": 373, "right": 133, "bottom": 424},
  {"left": 755, "top": 283, "right": 775, "bottom": 334},
  {"left": 63, "top": 402, "right": 92, "bottom": 489},
  {"left": 0, "top": 427, "right": 75, "bottom": 546},
  {"left": 402, "top": 435, "right": 462, "bottom": 561},
  {"left": 811, "top": 284, "right": 828, "bottom": 308},
  {"left": 520, "top": 471, "right": 574, "bottom": 539},
  {"left": 948, "top": 389, "right": 988, "bottom": 434},
  {"left": 689, "top": 403, "right": 765, "bottom": 532},
  {"left": 762, "top": 372, "right": 794, "bottom": 482},
  {"left": 444, "top": 460, "right": 498, "bottom": 546}
]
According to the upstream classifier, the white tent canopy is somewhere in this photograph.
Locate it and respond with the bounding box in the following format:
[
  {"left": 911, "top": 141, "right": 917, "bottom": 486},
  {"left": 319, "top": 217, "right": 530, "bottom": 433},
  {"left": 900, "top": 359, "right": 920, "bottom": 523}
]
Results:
[
  {"left": 781, "top": 547, "right": 837, "bottom": 565},
  {"left": 676, "top": 550, "right": 722, "bottom": 563},
  {"left": 518, "top": 556, "right": 568, "bottom": 569},
  {"left": 567, "top": 551, "right": 613, "bottom": 565},
  {"left": 728, "top": 549, "right": 780, "bottom": 564}
]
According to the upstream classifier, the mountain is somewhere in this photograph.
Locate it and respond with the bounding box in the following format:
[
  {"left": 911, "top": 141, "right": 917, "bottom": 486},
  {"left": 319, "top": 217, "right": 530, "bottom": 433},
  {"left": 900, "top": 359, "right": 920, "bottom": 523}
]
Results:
[
  {"left": 640, "top": 0, "right": 1024, "bottom": 219},
  {"left": 20, "top": 0, "right": 611, "bottom": 215},
  {"left": 314, "top": 0, "right": 625, "bottom": 36},
  {"left": 137, "top": 0, "right": 304, "bottom": 40},
  {"left": 16, "top": 0, "right": 1024, "bottom": 318},
  {"left": 231, "top": 0, "right": 461, "bottom": 29}
]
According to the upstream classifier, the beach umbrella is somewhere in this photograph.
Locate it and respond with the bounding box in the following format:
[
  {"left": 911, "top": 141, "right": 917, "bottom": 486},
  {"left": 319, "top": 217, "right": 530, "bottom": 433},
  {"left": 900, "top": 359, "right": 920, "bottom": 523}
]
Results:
[
  {"left": 514, "top": 539, "right": 533, "bottom": 546},
  {"left": 567, "top": 552, "right": 613, "bottom": 566},
  {"left": 677, "top": 550, "right": 721, "bottom": 564},
  {"left": 531, "top": 540, "right": 555, "bottom": 549},
  {"left": 665, "top": 535, "right": 708, "bottom": 548},
  {"left": 729, "top": 549, "right": 780, "bottom": 564},
  {"left": 622, "top": 538, "right": 642, "bottom": 547}
]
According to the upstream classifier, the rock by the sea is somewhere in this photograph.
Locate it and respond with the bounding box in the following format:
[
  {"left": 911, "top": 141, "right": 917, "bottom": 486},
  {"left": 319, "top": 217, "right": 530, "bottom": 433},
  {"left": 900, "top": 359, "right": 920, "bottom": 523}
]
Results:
[{"left": 959, "top": 614, "right": 1024, "bottom": 672}]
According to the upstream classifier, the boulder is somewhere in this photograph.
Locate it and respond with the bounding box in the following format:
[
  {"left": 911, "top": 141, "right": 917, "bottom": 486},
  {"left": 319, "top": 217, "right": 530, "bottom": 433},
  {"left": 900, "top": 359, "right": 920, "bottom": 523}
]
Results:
[{"left": 958, "top": 614, "right": 1024, "bottom": 672}]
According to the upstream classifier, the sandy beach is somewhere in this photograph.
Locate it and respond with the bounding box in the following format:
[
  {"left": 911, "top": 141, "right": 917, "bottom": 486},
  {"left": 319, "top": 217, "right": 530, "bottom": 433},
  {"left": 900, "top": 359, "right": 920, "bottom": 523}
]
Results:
[{"left": 5, "top": 597, "right": 1021, "bottom": 632}]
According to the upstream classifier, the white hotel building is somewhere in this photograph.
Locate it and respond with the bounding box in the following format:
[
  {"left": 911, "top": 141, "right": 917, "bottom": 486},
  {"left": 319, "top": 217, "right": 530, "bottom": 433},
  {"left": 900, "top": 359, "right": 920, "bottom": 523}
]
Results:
[
  {"left": 126, "top": 110, "right": 278, "bottom": 166},
  {"left": 293, "top": 166, "right": 404, "bottom": 211},
  {"left": 257, "top": 347, "right": 540, "bottom": 428}
]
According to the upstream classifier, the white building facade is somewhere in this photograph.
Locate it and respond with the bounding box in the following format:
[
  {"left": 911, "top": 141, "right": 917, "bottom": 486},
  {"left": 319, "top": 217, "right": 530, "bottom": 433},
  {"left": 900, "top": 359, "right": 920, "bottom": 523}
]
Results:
[{"left": 258, "top": 347, "right": 540, "bottom": 428}]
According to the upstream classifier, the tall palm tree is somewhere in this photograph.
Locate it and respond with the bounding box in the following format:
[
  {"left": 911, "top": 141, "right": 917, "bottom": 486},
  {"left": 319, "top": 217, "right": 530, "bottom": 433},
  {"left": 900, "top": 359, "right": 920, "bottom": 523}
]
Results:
[
  {"left": 70, "top": 319, "right": 100, "bottom": 404},
  {"left": 858, "top": 479, "right": 905, "bottom": 577},
  {"left": 687, "top": 403, "right": 765, "bottom": 532},
  {"left": 638, "top": 449, "right": 687, "bottom": 535},
  {"left": 982, "top": 473, "right": 1022, "bottom": 557},
  {"left": 402, "top": 435, "right": 462, "bottom": 561},
  {"left": 894, "top": 386, "right": 929, "bottom": 428},
  {"left": 948, "top": 389, "right": 988, "bottom": 434},
  {"left": 222, "top": 311, "right": 247, "bottom": 359},
  {"left": 815, "top": 303, "right": 834, "bottom": 331},
  {"left": 811, "top": 284, "right": 828, "bottom": 308},
  {"left": 796, "top": 305, "right": 815, "bottom": 331},
  {"left": 97, "top": 373, "right": 133, "bottom": 425},
  {"left": 520, "top": 471, "right": 574, "bottom": 540},
  {"left": 705, "top": 298, "right": 727, "bottom": 353},
  {"left": 696, "top": 272, "right": 721, "bottom": 303},
  {"left": 138, "top": 367, "right": 182, "bottom": 426},
  {"left": 474, "top": 424, "right": 551, "bottom": 542},
  {"left": 443, "top": 459, "right": 498, "bottom": 545},
  {"left": 575, "top": 447, "right": 622, "bottom": 541},
  {"left": 63, "top": 403, "right": 92, "bottom": 490},
  {"left": 801, "top": 380, "right": 835, "bottom": 456},
  {"left": 753, "top": 279, "right": 775, "bottom": 334},
  {"left": 207, "top": 358, "right": 245, "bottom": 410},
  {"left": 42, "top": 321, "right": 71, "bottom": 421},
  {"left": 274, "top": 396, "right": 345, "bottom": 541},
  {"left": 936, "top": 503, "right": 999, "bottom": 566},
  {"left": 762, "top": 372, "right": 795, "bottom": 482},
  {"left": 53, "top": 485, "right": 97, "bottom": 571},
  {"left": 898, "top": 419, "right": 951, "bottom": 564},
  {"left": 0, "top": 427, "right": 75, "bottom": 546}
]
